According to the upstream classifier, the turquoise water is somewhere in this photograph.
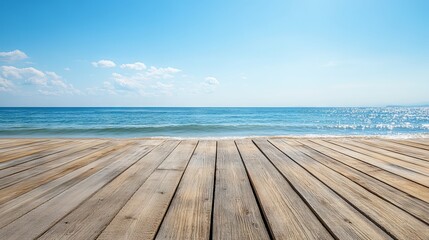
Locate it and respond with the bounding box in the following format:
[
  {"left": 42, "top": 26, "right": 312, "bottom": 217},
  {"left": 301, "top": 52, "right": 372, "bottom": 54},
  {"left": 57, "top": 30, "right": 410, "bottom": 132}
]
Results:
[{"left": 0, "top": 107, "right": 428, "bottom": 138}]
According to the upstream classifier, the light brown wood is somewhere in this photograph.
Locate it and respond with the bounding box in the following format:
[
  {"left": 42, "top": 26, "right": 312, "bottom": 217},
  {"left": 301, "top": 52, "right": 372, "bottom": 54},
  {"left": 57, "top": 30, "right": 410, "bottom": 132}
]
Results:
[
  {"left": 156, "top": 141, "right": 216, "bottom": 240},
  {"left": 38, "top": 140, "right": 180, "bottom": 240},
  {"left": 0, "top": 137, "right": 428, "bottom": 239},
  {"left": 0, "top": 140, "right": 105, "bottom": 178},
  {"left": 0, "top": 139, "right": 49, "bottom": 150},
  {"left": 308, "top": 139, "right": 429, "bottom": 203},
  {"left": 236, "top": 139, "right": 333, "bottom": 240},
  {"left": 0, "top": 141, "right": 157, "bottom": 239},
  {"left": 392, "top": 139, "right": 429, "bottom": 150},
  {"left": 0, "top": 141, "right": 130, "bottom": 205},
  {"left": 0, "top": 142, "right": 153, "bottom": 228},
  {"left": 273, "top": 139, "right": 429, "bottom": 239},
  {"left": 329, "top": 139, "right": 429, "bottom": 175},
  {"left": 314, "top": 139, "right": 429, "bottom": 187},
  {"left": 213, "top": 140, "right": 270, "bottom": 240},
  {"left": 363, "top": 139, "right": 429, "bottom": 162},
  {"left": 97, "top": 140, "right": 197, "bottom": 240},
  {"left": 298, "top": 139, "right": 429, "bottom": 224},
  {"left": 257, "top": 139, "right": 390, "bottom": 239},
  {"left": 0, "top": 139, "right": 70, "bottom": 163},
  {"left": 0, "top": 140, "right": 109, "bottom": 189}
]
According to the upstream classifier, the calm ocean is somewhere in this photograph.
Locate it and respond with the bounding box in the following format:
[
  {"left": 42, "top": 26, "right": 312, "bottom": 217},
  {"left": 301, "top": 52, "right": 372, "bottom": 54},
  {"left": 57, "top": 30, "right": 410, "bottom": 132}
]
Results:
[{"left": 0, "top": 107, "right": 428, "bottom": 138}]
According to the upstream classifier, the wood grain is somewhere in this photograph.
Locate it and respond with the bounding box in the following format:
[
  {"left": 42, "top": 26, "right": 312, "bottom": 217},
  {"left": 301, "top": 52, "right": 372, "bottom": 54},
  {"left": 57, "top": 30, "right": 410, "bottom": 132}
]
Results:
[
  {"left": 38, "top": 140, "right": 180, "bottom": 240},
  {"left": 258, "top": 139, "right": 390, "bottom": 239},
  {"left": 0, "top": 138, "right": 427, "bottom": 239},
  {"left": 98, "top": 140, "right": 197, "bottom": 240},
  {"left": 274, "top": 139, "right": 428, "bottom": 239},
  {"left": 155, "top": 141, "right": 216, "bottom": 240},
  {"left": 213, "top": 140, "right": 270, "bottom": 240},
  {"left": 236, "top": 139, "right": 333, "bottom": 240}
]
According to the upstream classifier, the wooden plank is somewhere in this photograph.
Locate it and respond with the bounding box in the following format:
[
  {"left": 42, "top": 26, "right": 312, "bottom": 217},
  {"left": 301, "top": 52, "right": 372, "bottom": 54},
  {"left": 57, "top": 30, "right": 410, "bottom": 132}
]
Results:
[
  {"left": 0, "top": 139, "right": 49, "bottom": 150},
  {"left": 236, "top": 140, "right": 333, "bottom": 240},
  {"left": 394, "top": 139, "right": 429, "bottom": 150},
  {"left": 362, "top": 139, "right": 429, "bottom": 162},
  {"left": 38, "top": 140, "right": 180, "bottom": 240},
  {"left": 307, "top": 139, "right": 429, "bottom": 203},
  {"left": 155, "top": 141, "right": 216, "bottom": 240},
  {"left": 256, "top": 139, "right": 391, "bottom": 239},
  {"left": 274, "top": 139, "right": 429, "bottom": 239},
  {"left": 0, "top": 140, "right": 108, "bottom": 187},
  {"left": 0, "top": 141, "right": 130, "bottom": 205},
  {"left": 0, "top": 140, "right": 160, "bottom": 239},
  {"left": 0, "top": 139, "right": 70, "bottom": 163},
  {"left": 329, "top": 139, "right": 429, "bottom": 176},
  {"left": 0, "top": 140, "right": 106, "bottom": 174},
  {"left": 298, "top": 139, "right": 429, "bottom": 224},
  {"left": 212, "top": 140, "right": 270, "bottom": 240},
  {"left": 333, "top": 139, "right": 429, "bottom": 173},
  {"left": 0, "top": 139, "right": 54, "bottom": 153},
  {"left": 97, "top": 140, "right": 197, "bottom": 240},
  {"left": 314, "top": 139, "right": 429, "bottom": 187},
  {"left": 157, "top": 140, "right": 197, "bottom": 171},
  {"left": 0, "top": 140, "right": 81, "bottom": 171},
  {"left": 0, "top": 142, "right": 155, "bottom": 228}
]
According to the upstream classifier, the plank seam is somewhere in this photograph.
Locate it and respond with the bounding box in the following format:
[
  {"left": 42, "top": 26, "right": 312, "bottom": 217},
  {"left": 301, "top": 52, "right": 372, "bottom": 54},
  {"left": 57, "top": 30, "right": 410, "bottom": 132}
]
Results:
[
  {"left": 152, "top": 141, "right": 200, "bottom": 239},
  {"left": 257, "top": 140, "right": 338, "bottom": 240},
  {"left": 307, "top": 139, "right": 429, "bottom": 204},
  {"left": 324, "top": 140, "right": 429, "bottom": 188},
  {"left": 234, "top": 140, "right": 275, "bottom": 240},
  {"left": 92, "top": 140, "right": 182, "bottom": 240},
  {"left": 271, "top": 139, "right": 398, "bottom": 240},
  {"left": 297, "top": 140, "right": 429, "bottom": 225},
  {"left": 33, "top": 141, "right": 160, "bottom": 239}
]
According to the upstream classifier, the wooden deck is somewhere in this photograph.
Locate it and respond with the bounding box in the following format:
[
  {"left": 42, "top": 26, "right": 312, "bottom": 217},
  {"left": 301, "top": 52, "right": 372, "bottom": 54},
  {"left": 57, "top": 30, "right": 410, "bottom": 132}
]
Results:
[{"left": 0, "top": 137, "right": 428, "bottom": 239}]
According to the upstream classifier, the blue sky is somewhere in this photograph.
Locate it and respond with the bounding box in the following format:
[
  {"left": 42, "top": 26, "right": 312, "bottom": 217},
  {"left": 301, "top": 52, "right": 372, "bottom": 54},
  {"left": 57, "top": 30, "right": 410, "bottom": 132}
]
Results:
[{"left": 0, "top": 0, "right": 428, "bottom": 107}]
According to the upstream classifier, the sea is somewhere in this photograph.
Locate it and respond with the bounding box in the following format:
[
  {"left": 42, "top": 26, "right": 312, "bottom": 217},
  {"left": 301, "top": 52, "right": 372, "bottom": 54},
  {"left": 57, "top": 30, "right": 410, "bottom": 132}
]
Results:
[{"left": 0, "top": 107, "right": 428, "bottom": 138}]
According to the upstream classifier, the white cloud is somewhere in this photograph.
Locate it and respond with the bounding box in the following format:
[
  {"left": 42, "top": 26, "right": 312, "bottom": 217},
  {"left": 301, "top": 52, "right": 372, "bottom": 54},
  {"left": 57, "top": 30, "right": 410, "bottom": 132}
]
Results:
[
  {"left": 110, "top": 72, "right": 146, "bottom": 95},
  {"left": 1, "top": 66, "right": 47, "bottom": 85},
  {"left": 200, "top": 77, "right": 220, "bottom": 93},
  {"left": 152, "top": 82, "right": 174, "bottom": 96},
  {"left": 204, "top": 76, "right": 220, "bottom": 86},
  {"left": 64, "top": 67, "right": 71, "bottom": 71},
  {"left": 0, "top": 66, "right": 80, "bottom": 95},
  {"left": 147, "top": 66, "right": 181, "bottom": 79},
  {"left": 0, "top": 77, "right": 14, "bottom": 92},
  {"left": 120, "top": 62, "right": 146, "bottom": 70},
  {"left": 92, "top": 60, "right": 116, "bottom": 68},
  {"left": 0, "top": 50, "right": 28, "bottom": 61}
]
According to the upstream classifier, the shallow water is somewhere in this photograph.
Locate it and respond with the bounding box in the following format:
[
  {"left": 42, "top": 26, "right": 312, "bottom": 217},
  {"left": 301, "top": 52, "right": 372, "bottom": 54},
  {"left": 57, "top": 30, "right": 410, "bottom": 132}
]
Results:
[{"left": 0, "top": 107, "right": 428, "bottom": 138}]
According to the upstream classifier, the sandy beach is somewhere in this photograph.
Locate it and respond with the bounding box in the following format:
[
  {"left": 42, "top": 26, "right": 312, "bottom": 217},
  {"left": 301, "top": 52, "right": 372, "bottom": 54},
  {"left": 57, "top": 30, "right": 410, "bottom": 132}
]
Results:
[{"left": 0, "top": 137, "right": 428, "bottom": 239}]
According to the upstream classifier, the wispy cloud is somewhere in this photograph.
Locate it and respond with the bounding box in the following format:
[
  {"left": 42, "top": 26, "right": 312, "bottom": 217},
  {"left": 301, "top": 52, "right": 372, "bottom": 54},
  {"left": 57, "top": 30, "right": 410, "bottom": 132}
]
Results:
[
  {"left": 98, "top": 64, "right": 182, "bottom": 96},
  {"left": 0, "top": 50, "right": 28, "bottom": 62},
  {"left": 1, "top": 66, "right": 47, "bottom": 85},
  {"left": 152, "top": 82, "right": 174, "bottom": 96},
  {"left": 120, "top": 62, "right": 146, "bottom": 70},
  {"left": 0, "top": 77, "right": 14, "bottom": 92},
  {"left": 0, "top": 66, "right": 80, "bottom": 95},
  {"left": 110, "top": 72, "right": 146, "bottom": 95},
  {"left": 147, "top": 66, "right": 181, "bottom": 79},
  {"left": 204, "top": 76, "right": 219, "bottom": 86},
  {"left": 92, "top": 59, "right": 116, "bottom": 68},
  {"left": 201, "top": 76, "right": 220, "bottom": 93}
]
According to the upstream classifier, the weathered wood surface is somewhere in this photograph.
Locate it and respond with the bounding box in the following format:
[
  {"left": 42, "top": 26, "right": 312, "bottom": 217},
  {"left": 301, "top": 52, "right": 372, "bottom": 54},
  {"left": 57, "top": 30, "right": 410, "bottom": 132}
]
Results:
[{"left": 0, "top": 137, "right": 427, "bottom": 240}]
